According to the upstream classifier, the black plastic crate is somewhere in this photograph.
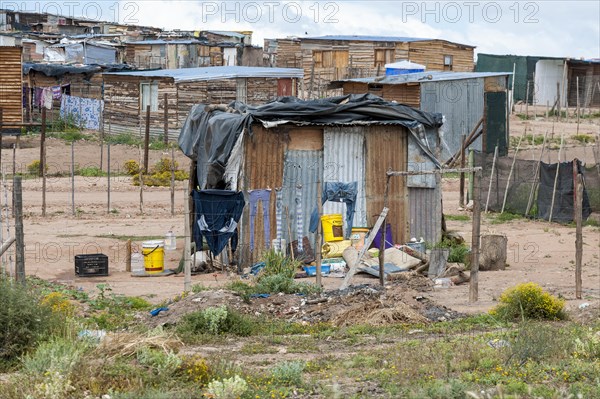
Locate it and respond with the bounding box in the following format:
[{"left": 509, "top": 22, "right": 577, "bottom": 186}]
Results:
[{"left": 75, "top": 254, "right": 108, "bottom": 277}]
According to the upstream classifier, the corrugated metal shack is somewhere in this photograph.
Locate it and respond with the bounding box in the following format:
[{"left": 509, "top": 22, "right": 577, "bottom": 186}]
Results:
[
  {"left": 123, "top": 39, "right": 222, "bottom": 69},
  {"left": 179, "top": 95, "right": 446, "bottom": 267},
  {"left": 0, "top": 45, "right": 23, "bottom": 130},
  {"left": 331, "top": 71, "right": 512, "bottom": 158},
  {"left": 103, "top": 66, "right": 303, "bottom": 138},
  {"left": 265, "top": 35, "right": 475, "bottom": 97},
  {"left": 476, "top": 54, "right": 600, "bottom": 107}
]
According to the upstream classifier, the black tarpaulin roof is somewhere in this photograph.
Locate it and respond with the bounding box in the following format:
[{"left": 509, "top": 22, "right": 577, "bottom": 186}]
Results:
[{"left": 179, "top": 94, "right": 444, "bottom": 189}]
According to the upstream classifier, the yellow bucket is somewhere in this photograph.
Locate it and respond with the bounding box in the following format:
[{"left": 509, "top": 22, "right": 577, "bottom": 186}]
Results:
[
  {"left": 350, "top": 228, "right": 370, "bottom": 250},
  {"left": 321, "top": 214, "right": 344, "bottom": 242},
  {"left": 142, "top": 240, "right": 164, "bottom": 274},
  {"left": 322, "top": 240, "right": 352, "bottom": 258}
]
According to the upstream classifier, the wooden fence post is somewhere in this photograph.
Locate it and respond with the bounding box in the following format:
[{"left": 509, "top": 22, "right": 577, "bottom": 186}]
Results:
[
  {"left": 315, "top": 180, "right": 323, "bottom": 288},
  {"left": 71, "top": 142, "right": 75, "bottom": 215},
  {"left": 107, "top": 143, "right": 111, "bottom": 214},
  {"left": 144, "top": 105, "right": 150, "bottom": 174},
  {"left": 40, "top": 108, "right": 47, "bottom": 217},
  {"left": 184, "top": 183, "right": 192, "bottom": 292},
  {"left": 379, "top": 174, "right": 391, "bottom": 286},
  {"left": 163, "top": 93, "right": 169, "bottom": 146},
  {"left": 575, "top": 174, "right": 583, "bottom": 299},
  {"left": 469, "top": 169, "right": 482, "bottom": 302},
  {"left": 460, "top": 134, "right": 466, "bottom": 207},
  {"left": 170, "top": 147, "right": 175, "bottom": 216},
  {"left": 14, "top": 176, "right": 25, "bottom": 284}
]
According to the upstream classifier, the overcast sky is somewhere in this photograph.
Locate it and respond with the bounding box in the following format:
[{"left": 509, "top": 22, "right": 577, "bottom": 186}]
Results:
[{"left": 3, "top": 1, "right": 599, "bottom": 58}]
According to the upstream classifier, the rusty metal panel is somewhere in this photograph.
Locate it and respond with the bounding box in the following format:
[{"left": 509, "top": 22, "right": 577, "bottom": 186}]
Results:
[
  {"left": 0, "top": 46, "right": 23, "bottom": 127},
  {"left": 365, "top": 125, "right": 408, "bottom": 245},
  {"left": 408, "top": 186, "right": 442, "bottom": 244},
  {"left": 323, "top": 126, "right": 367, "bottom": 229},
  {"left": 420, "top": 77, "right": 484, "bottom": 159},
  {"left": 281, "top": 149, "right": 323, "bottom": 244},
  {"left": 238, "top": 125, "right": 286, "bottom": 264}
]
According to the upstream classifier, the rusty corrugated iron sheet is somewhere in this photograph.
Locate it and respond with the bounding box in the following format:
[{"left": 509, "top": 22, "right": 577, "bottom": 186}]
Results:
[{"left": 364, "top": 125, "right": 408, "bottom": 245}]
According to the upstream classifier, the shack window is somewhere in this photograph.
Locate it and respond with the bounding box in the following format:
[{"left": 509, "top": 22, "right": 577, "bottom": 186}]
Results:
[
  {"left": 140, "top": 82, "right": 159, "bottom": 112},
  {"left": 313, "top": 50, "right": 348, "bottom": 68},
  {"left": 374, "top": 49, "right": 394, "bottom": 68},
  {"left": 443, "top": 55, "right": 453, "bottom": 71}
]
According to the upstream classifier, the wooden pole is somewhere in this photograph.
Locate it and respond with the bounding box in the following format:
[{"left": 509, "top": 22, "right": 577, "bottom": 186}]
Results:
[
  {"left": 501, "top": 129, "right": 525, "bottom": 213},
  {"left": 532, "top": 72, "right": 536, "bottom": 113},
  {"left": 525, "top": 80, "right": 530, "bottom": 119},
  {"left": 71, "top": 142, "right": 75, "bottom": 216},
  {"left": 485, "top": 145, "right": 499, "bottom": 213},
  {"left": 0, "top": 108, "right": 3, "bottom": 172},
  {"left": 510, "top": 62, "right": 516, "bottom": 113},
  {"left": 40, "top": 108, "right": 47, "bottom": 217},
  {"left": 315, "top": 180, "right": 323, "bottom": 288},
  {"left": 469, "top": 169, "right": 482, "bottom": 302},
  {"left": 525, "top": 130, "right": 548, "bottom": 216},
  {"left": 144, "top": 105, "right": 150, "bottom": 174},
  {"left": 549, "top": 134, "right": 564, "bottom": 223},
  {"left": 163, "top": 93, "right": 169, "bottom": 146},
  {"left": 459, "top": 134, "right": 466, "bottom": 207},
  {"left": 575, "top": 173, "right": 583, "bottom": 299},
  {"left": 546, "top": 100, "right": 549, "bottom": 119},
  {"left": 139, "top": 146, "right": 144, "bottom": 214},
  {"left": 184, "top": 183, "right": 192, "bottom": 292},
  {"left": 308, "top": 61, "right": 315, "bottom": 99},
  {"left": 107, "top": 143, "right": 111, "bottom": 214},
  {"left": 379, "top": 175, "right": 391, "bottom": 286},
  {"left": 125, "top": 239, "right": 132, "bottom": 273},
  {"left": 576, "top": 76, "right": 580, "bottom": 135},
  {"left": 14, "top": 176, "right": 24, "bottom": 284},
  {"left": 170, "top": 147, "right": 175, "bottom": 216}
]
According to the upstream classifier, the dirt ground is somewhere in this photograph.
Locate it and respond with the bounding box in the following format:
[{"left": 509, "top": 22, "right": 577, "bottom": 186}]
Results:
[{"left": 2, "top": 115, "right": 599, "bottom": 320}]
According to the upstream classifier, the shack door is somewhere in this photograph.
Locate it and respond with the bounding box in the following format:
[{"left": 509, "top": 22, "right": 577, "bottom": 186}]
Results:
[
  {"left": 277, "top": 79, "right": 293, "bottom": 96},
  {"left": 484, "top": 91, "right": 508, "bottom": 156}
]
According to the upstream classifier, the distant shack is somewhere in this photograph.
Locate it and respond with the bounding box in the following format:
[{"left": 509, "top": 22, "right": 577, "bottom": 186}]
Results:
[{"left": 102, "top": 66, "right": 303, "bottom": 138}]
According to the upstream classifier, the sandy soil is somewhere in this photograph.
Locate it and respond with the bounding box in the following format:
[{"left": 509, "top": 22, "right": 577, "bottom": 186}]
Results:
[{"left": 1, "top": 118, "right": 599, "bottom": 317}]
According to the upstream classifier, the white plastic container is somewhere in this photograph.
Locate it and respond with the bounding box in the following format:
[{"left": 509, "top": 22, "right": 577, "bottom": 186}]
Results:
[
  {"left": 165, "top": 231, "right": 176, "bottom": 250},
  {"left": 131, "top": 252, "right": 145, "bottom": 274}
]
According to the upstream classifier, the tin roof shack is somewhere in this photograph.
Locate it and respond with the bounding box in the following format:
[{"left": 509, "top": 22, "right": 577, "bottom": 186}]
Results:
[
  {"left": 178, "top": 94, "right": 446, "bottom": 266},
  {"left": 123, "top": 39, "right": 222, "bottom": 69},
  {"left": 102, "top": 66, "right": 303, "bottom": 138},
  {"left": 200, "top": 30, "right": 253, "bottom": 45},
  {"left": 331, "top": 71, "right": 512, "bottom": 158},
  {"left": 0, "top": 46, "right": 23, "bottom": 130},
  {"left": 266, "top": 35, "right": 475, "bottom": 97},
  {"left": 476, "top": 54, "right": 600, "bottom": 108}
]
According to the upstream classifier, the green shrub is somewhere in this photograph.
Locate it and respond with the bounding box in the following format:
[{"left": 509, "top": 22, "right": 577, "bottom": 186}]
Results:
[
  {"left": 255, "top": 274, "right": 320, "bottom": 295},
  {"left": 573, "top": 134, "right": 595, "bottom": 144},
  {"left": 490, "top": 282, "right": 566, "bottom": 321},
  {"left": 77, "top": 166, "right": 106, "bottom": 177},
  {"left": 152, "top": 158, "right": 178, "bottom": 174},
  {"left": 259, "top": 249, "right": 301, "bottom": 279},
  {"left": 136, "top": 347, "right": 182, "bottom": 377},
  {"left": 26, "top": 160, "right": 46, "bottom": 176},
  {"left": 0, "top": 278, "right": 59, "bottom": 364},
  {"left": 177, "top": 306, "right": 256, "bottom": 337},
  {"left": 206, "top": 375, "right": 248, "bottom": 399},
  {"left": 270, "top": 360, "right": 305, "bottom": 386},
  {"left": 433, "top": 238, "right": 470, "bottom": 263},
  {"left": 124, "top": 160, "right": 140, "bottom": 175},
  {"left": 21, "top": 336, "right": 89, "bottom": 376}
]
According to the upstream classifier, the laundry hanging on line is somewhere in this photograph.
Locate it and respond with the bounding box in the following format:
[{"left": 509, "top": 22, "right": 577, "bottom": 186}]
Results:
[
  {"left": 192, "top": 189, "right": 246, "bottom": 257},
  {"left": 309, "top": 181, "right": 358, "bottom": 239},
  {"left": 60, "top": 94, "right": 103, "bottom": 130}
]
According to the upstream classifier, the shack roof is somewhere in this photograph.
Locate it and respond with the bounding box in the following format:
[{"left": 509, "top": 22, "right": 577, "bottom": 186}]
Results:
[
  {"left": 330, "top": 71, "right": 511, "bottom": 88},
  {"left": 203, "top": 30, "right": 248, "bottom": 38},
  {"left": 104, "top": 66, "right": 304, "bottom": 82},
  {"left": 303, "top": 35, "right": 475, "bottom": 48},
  {"left": 124, "top": 39, "right": 205, "bottom": 45},
  {"left": 179, "top": 94, "right": 444, "bottom": 189},
  {"left": 23, "top": 62, "right": 133, "bottom": 77}
]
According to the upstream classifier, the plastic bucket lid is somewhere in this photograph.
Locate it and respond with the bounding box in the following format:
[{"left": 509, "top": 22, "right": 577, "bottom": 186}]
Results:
[{"left": 143, "top": 240, "right": 164, "bottom": 248}]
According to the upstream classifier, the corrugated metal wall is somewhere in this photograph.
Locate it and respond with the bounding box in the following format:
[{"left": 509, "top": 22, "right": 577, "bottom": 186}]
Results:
[
  {"left": 322, "top": 126, "right": 367, "bottom": 231},
  {"left": 409, "top": 186, "right": 442, "bottom": 244},
  {"left": 239, "top": 125, "right": 286, "bottom": 265},
  {"left": 420, "top": 78, "right": 484, "bottom": 160},
  {"left": 281, "top": 150, "right": 323, "bottom": 244},
  {"left": 365, "top": 125, "right": 408, "bottom": 245}
]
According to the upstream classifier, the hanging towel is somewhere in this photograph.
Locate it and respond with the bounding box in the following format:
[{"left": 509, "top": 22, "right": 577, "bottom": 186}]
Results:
[
  {"left": 42, "top": 88, "right": 53, "bottom": 110},
  {"left": 51, "top": 86, "right": 62, "bottom": 100}
]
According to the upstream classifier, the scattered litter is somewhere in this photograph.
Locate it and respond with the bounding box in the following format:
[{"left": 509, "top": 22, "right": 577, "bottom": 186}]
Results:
[
  {"left": 487, "top": 339, "right": 510, "bottom": 349},
  {"left": 579, "top": 303, "right": 590, "bottom": 309},
  {"left": 433, "top": 278, "right": 453, "bottom": 288},
  {"left": 408, "top": 329, "right": 424, "bottom": 335},
  {"left": 250, "top": 262, "right": 266, "bottom": 276},
  {"left": 149, "top": 307, "right": 169, "bottom": 316},
  {"left": 250, "top": 293, "right": 270, "bottom": 299},
  {"left": 303, "top": 265, "right": 331, "bottom": 276}
]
